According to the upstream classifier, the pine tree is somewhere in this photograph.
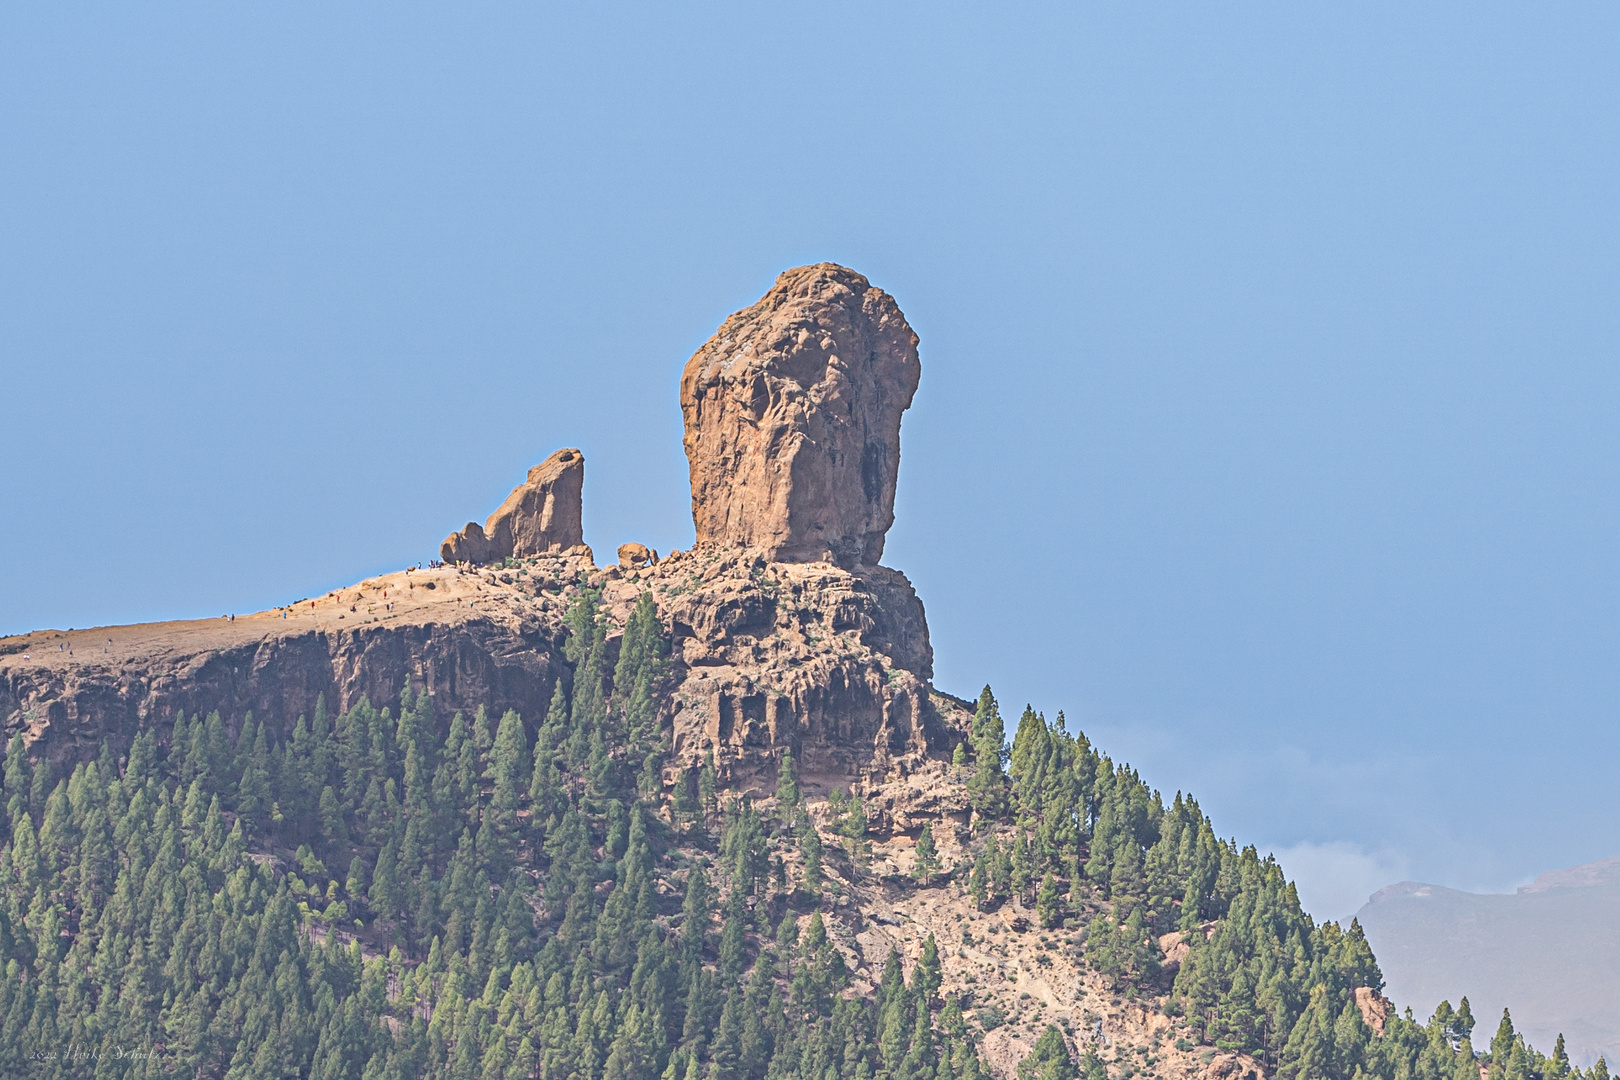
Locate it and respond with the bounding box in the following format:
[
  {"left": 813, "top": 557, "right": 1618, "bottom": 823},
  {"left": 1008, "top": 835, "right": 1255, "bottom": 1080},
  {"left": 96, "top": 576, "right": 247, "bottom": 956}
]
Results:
[
  {"left": 202, "top": 709, "right": 231, "bottom": 790},
  {"left": 236, "top": 719, "right": 272, "bottom": 834},
  {"left": 698, "top": 755, "right": 719, "bottom": 828},
  {"left": 775, "top": 750, "right": 801, "bottom": 827},
  {"left": 1011, "top": 831, "right": 1032, "bottom": 899},
  {"left": 681, "top": 865, "right": 713, "bottom": 971},
  {"left": 1036, "top": 872, "right": 1062, "bottom": 928},
  {"left": 914, "top": 933, "right": 942, "bottom": 1007},
  {"left": 319, "top": 784, "right": 349, "bottom": 851},
  {"left": 1019, "top": 1026, "right": 1077, "bottom": 1080},
  {"left": 672, "top": 764, "right": 701, "bottom": 835},
  {"left": 1491, "top": 1009, "right": 1517, "bottom": 1077},
  {"left": 489, "top": 710, "right": 530, "bottom": 811},
  {"left": 613, "top": 592, "right": 669, "bottom": 751},
  {"left": 836, "top": 792, "right": 870, "bottom": 871},
  {"left": 966, "top": 686, "right": 1007, "bottom": 824},
  {"left": 1119, "top": 906, "right": 1157, "bottom": 985},
  {"left": 969, "top": 849, "right": 990, "bottom": 909},
  {"left": 719, "top": 891, "right": 747, "bottom": 979},
  {"left": 799, "top": 824, "right": 823, "bottom": 894},
  {"left": 3, "top": 732, "right": 30, "bottom": 807},
  {"left": 1548, "top": 1035, "right": 1571, "bottom": 1080},
  {"left": 990, "top": 836, "right": 1012, "bottom": 902},
  {"left": 347, "top": 855, "right": 370, "bottom": 901},
  {"left": 565, "top": 590, "right": 610, "bottom": 762},
  {"left": 914, "top": 823, "right": 939, "bottom": 885},
  {"left": 484, "top": 709, "right": 528, "bottom": 876},
  {"left": 1456, "top": 997, "right": 1478, "bottom": 1051},
  {"left": 371, "top": 838, "right": 401, "bottom": 921}
]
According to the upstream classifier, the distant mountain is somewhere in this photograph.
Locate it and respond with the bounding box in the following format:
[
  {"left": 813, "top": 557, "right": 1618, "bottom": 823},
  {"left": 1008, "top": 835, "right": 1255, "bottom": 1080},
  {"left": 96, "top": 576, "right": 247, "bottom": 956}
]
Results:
[
  {"left": 1356, "top": 857, "right": 1620, "bottom": 1066},
  {"left": 1515, "top": 856, "right": 1620, "bottom": 894}
]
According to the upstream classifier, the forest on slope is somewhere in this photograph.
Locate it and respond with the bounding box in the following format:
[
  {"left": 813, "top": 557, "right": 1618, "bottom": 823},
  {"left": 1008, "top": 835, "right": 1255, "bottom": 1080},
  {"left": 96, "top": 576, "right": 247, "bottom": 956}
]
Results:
[{"left": 0, "top": 585, "right": 1607, "bottom": 1080}]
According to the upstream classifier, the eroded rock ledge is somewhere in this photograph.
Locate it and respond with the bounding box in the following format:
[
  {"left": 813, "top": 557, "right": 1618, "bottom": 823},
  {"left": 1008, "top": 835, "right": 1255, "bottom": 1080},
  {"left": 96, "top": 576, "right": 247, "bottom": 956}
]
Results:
[
  {"left": 0, "top": 565, "right": 580, "bottom": 765},
  {"left": 1, "top": 546, "right": 967, "bottom": 821}
]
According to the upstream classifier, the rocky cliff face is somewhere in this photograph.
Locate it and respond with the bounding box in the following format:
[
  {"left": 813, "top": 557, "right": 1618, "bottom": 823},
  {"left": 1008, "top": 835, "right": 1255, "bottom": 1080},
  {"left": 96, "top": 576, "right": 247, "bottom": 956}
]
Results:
[
  {"left": 596, "top": 546, "right": 958, "bottom": 798},
  {"left": 0, "top": 547, "right": 962, "bottom": 819},
  {"left": 681, "top": 264, "right": 920, "bottom": 568},
  {"left": 0, "top": 566, "right": 579, "bottom": 768},
  {"left": 441, "top": 447, "right": 586, "bottom": 565}
]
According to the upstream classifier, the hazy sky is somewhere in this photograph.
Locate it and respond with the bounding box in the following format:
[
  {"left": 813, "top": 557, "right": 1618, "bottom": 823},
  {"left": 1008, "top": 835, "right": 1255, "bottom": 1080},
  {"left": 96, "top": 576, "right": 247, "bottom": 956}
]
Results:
[{"left": 4, "top": 4, "right": 1617, "bottom": 921}]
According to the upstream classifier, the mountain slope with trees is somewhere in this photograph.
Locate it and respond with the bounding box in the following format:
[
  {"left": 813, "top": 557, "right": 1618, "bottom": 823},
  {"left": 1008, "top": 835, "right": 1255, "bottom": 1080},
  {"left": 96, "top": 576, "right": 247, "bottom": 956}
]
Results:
[{"left": 0, "top": 578, "right": 1606, "bottom": 1080}]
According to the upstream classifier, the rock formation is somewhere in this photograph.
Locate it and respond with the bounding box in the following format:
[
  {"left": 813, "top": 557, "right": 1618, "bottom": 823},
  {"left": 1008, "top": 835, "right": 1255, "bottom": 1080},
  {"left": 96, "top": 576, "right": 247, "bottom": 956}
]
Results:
[
  {"left": 681, "top": 263, "right": 921, "bottom": 568},
  {"left": 441, "top": 448, "right": 585, "bottom": 565},
  {"left": 4, "top": 269, "right": 950, "bottom": 799}
]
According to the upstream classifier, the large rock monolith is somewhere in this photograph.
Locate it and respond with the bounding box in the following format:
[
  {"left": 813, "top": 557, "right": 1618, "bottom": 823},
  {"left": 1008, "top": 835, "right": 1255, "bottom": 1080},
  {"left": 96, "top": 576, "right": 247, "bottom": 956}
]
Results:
[{"left": 680, "top": 263, "right": 921, "bottom": 568}]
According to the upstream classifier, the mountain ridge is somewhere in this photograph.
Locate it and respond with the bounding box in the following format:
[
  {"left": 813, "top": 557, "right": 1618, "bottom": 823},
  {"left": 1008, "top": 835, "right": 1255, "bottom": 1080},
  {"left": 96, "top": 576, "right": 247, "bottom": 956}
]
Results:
[
  {"left": 0, "top": 265, "right": 1603, "bottom": 1080},
  {"left": 1358, "top": 860, "right": 1620, "bottom": 1067}
]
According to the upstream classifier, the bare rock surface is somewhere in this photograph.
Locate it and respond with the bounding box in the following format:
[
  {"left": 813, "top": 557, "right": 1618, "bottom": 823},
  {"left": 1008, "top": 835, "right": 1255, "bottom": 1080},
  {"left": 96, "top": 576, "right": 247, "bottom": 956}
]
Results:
[
  {"left": 1354, "top": 987, "right": 1392, "bottom": 1036},
  {"left": 441, "top": 447, "right": 584, "bottom": 565},
  {"left": 681, "top": 264, "right": 920, "bottom": 568}
]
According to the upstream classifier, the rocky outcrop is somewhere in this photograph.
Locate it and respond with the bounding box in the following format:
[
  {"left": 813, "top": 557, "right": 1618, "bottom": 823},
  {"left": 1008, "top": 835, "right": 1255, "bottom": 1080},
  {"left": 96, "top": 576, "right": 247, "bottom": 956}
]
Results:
[
  {"left": 1158, "top": 931, "right": 1192, "bottom": 970},
  {"left": 441, "top": 448, "right": 585, "bottom": 565},
  {"left": 0, "top": 268, "right": 1356, "bottom": 1080},
  {"left": 680, "top": 264, "right": 921, "bottom": 568},
  {"left": 1354, "top": 987, "right": 1391, "bottom": 1035}
]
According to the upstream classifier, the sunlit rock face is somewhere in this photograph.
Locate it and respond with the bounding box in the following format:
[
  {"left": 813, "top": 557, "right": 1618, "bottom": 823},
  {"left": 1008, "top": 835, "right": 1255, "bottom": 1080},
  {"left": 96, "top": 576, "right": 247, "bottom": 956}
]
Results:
[{"left": 680, "top": 263, "right": 920, "bottom": 569}]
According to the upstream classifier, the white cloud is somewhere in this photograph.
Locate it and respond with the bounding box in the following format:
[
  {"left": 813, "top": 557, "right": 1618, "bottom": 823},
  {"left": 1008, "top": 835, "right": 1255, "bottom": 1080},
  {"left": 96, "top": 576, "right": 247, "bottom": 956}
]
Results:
[{"left": 1267, "top": 840, "right": 1411, "bottom": 923}]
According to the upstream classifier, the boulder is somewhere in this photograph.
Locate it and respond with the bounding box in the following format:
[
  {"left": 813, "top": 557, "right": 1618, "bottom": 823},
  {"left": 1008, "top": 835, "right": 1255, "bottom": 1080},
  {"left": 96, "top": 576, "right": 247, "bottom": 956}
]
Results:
[
  {"left": 441, "top": 448, "right": 584, "bottom": 565},
  {"left": 617, "top": 543, "right": 658, "bottom": 569},
  {"left": 680, "top": 263, "right": 921, "bottom": 568}
]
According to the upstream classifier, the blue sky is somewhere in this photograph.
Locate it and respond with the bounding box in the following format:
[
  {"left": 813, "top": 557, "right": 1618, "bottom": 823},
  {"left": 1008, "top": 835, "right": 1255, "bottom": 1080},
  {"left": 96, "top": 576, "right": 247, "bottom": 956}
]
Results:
[{"left": 4, "top": 4, "right": 1617, "bottom": 920}]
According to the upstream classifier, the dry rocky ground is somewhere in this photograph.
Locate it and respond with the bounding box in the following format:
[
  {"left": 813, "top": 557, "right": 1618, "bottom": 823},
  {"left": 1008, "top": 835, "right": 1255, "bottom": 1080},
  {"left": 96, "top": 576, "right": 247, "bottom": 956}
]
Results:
[{"left": 757, "top": 789, "right": 1269, "bottom": 1080}]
